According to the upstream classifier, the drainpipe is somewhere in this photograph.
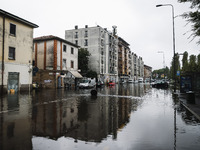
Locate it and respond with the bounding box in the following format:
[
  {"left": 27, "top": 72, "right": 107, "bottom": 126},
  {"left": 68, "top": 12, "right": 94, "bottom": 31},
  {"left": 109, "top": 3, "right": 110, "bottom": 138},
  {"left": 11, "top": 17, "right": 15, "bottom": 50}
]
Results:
[{"left": 1, "top": 15, "right": 5, "bottom": 95}]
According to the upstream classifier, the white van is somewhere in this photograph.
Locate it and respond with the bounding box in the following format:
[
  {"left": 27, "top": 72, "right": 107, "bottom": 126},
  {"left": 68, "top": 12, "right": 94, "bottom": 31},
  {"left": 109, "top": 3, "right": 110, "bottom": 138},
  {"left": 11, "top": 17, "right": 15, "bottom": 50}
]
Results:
[{"left": 79, "top": 78, "right": 96, "bottom": 88}]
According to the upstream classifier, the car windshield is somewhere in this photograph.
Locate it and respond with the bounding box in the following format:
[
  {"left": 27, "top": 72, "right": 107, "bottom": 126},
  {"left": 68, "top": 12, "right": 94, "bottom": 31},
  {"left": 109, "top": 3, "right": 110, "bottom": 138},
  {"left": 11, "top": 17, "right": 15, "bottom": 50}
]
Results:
[{"left": 80, "top": 79, "right": 88, "bottom": 83}]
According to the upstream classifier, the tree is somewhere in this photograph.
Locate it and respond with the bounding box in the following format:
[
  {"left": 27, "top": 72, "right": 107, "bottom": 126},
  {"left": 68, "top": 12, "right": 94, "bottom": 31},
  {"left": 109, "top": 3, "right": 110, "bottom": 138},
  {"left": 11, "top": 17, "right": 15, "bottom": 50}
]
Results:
[
  {"left": 182, "top": 51, "right": 189, "bottom": 72},
  {"left": 197, "top": 54, "right": 200, "bottom": 71},
  {"left": 78, "top": 48, "right": 90, "bottom": 76},
  {"left": 152, "top": 67, "right": 170, "bottom": 79},
  {"left": 170, "top": 53, "right": 180, "bottom": 80},
  {"left": 178, "top": 0, "right": 200, "bottom": 43},
  {"left": 188, "top": 54, "right": 197, "bottom": 72},
  {"left": 86, "top": 70, "right": 97, "bottom": 79}
]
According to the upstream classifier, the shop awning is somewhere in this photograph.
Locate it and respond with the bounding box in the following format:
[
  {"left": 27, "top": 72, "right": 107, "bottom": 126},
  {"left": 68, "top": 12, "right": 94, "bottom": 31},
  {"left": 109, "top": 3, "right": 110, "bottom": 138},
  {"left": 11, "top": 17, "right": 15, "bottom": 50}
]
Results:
[{"left": 70, "top": 71, "right": 83, "bottom": 78}]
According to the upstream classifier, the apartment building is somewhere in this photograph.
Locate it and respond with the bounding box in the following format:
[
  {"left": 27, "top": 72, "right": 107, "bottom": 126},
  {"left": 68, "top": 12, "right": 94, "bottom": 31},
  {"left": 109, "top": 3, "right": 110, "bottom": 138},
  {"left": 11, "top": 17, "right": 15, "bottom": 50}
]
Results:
[
  {"left": 33, "top": 35, "right": 81, "bottom": 88},
  {"left": 0, "top": 9, "right": 38, "bottom": 94},
  {"left": 130, "top": 52, "right": 135, "bottom": 81},
  {"left": 133, "top": 53, "right": 139, "bottom": 80},
  {"left": 144, "top": 64, "right": 152, "bottom": 81},
  {"left": 138, "top": 57, "right": 144, "bottom": 78},
  {"left": 118, "top": 37, "right": 131, "bottom": 82},
  {"left": 65, "top": 25, "right": 118, "bottom": 83}
]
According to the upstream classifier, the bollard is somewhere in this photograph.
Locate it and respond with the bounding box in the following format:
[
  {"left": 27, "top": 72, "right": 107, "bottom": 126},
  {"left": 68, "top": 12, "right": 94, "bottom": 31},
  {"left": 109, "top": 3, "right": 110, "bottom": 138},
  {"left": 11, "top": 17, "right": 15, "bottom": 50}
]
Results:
[
  {"left": 91, "top": 89, "right": 97, "bottom": 96},
  {"left": 186, "top": 91, "right": 195, "bottom": 104}
]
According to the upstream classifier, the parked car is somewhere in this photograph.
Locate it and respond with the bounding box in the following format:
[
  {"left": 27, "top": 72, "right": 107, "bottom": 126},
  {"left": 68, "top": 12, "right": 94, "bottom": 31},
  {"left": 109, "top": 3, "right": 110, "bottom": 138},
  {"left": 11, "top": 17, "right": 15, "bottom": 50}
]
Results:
[
  {"left": 96, "top": 81, "right": 104, "bottom": 87},
  {"left": 79, "top": 78, "right": 96, "bottom": 88},
  {"left": 152, "top": 79, "right": 169, "bottom": 88},
  {"left": 108, "top": 81, "right": 115, "bottom": 86}
]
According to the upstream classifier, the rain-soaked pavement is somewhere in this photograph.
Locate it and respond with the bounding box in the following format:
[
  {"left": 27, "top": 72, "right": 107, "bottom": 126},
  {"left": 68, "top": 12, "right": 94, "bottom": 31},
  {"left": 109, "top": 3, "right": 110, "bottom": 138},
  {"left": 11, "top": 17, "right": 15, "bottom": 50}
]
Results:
[{"left": 0, "top": 83, "right": 200, "bottom": 150}]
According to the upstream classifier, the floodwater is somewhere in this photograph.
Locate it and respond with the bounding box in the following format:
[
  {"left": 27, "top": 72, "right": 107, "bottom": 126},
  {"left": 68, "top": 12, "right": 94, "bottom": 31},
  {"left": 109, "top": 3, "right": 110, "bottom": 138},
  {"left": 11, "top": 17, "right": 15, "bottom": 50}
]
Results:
[{"left": 0, "top": 83, "right": 200, "bottom": 150}]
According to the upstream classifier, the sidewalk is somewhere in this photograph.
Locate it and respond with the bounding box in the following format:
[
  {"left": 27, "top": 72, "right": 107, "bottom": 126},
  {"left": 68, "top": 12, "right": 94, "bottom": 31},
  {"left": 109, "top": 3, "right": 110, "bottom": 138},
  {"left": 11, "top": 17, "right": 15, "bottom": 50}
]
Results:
[{"left": 178, "top": 92, "right": 200, "bottom": 121}]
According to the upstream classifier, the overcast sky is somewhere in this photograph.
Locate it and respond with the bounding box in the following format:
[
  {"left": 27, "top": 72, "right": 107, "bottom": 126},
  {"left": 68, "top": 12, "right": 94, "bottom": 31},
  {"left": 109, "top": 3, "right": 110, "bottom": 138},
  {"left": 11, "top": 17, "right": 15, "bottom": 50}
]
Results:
[{"left": 1, "top": 0, "right": 200, "bottom": 70}]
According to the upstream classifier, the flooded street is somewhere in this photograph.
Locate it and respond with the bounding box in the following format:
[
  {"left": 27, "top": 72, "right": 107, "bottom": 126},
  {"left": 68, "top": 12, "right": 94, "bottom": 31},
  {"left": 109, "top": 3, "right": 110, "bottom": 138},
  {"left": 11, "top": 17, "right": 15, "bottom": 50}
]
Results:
[{"left": 1, "top": 84, "right": 200, "bottom": 150}]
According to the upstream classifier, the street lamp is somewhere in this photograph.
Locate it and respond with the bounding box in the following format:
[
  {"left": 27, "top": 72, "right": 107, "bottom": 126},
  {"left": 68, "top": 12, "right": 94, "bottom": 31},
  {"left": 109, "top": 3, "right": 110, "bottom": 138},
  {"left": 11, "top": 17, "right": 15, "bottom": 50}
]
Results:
[
  {"left": 156, "top": 4, "right": 176, "bottom": 93},
  {"left": 157, "top": 51, "right": 165, "bottom": 69},
  {"left": 158, "top": 51, "right": 166, "bottom": 80}
]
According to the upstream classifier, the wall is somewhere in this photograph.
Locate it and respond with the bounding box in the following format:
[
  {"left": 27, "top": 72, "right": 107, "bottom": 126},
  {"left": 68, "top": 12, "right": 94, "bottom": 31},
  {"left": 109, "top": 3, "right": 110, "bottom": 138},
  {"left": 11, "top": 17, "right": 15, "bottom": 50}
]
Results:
[
  {"left": 33, "top": 70, "right": 56, "bottom": 88},
  {"left": 33, "top": 39, "right": 78, "bottom": 71},
  {"left": 65, "top": 27, "right": 101, "bottom": 74},
  {"left": 0, "top": 16, "right": 34, "bottom": 93}
]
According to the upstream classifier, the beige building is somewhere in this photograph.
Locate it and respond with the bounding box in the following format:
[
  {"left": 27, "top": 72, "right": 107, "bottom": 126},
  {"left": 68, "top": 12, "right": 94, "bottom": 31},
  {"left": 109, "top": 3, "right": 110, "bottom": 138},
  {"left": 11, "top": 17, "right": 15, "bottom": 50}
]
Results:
[
  {"left": 0, "top": 9, "right": 38, "bottom": 94},
  {"left": 144, "top": 64, "right": 152, "bottom": 81},
  {"left": 33, "top": 35, "right": 81, "bottom": 88},
  {"left": 118, "top": 37, "right": 131, "bottom": 82}
]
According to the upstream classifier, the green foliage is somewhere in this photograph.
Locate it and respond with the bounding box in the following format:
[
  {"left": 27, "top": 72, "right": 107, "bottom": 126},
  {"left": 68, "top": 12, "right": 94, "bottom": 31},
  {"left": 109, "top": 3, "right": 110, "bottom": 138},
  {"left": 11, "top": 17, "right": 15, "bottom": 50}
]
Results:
[
  {"left": 170, "top": 53, "right": 180, "bottom": 80},
  {"left": 78, "top": 48, "right": 91, "bottom": 76},
  {"left": 197, "top": 54, "right": 200, "bottom": 70},
  {"left": 170, "top": 50, "right": 200, "bottom": 74},
  {"left": 152, "top": 67, "right": 170, "bottom": 79},
  {"left": 188, "top": 54, "right": 197, "bottom": 72},
  {"left": 86, "top": 70, "right": 97, "bottom": 79},
  {"left": 182, "top": 51, "right": 189, "bottom": 72},
  {"left": 178, "top": 0, "right": 200, "bottom": 43}
]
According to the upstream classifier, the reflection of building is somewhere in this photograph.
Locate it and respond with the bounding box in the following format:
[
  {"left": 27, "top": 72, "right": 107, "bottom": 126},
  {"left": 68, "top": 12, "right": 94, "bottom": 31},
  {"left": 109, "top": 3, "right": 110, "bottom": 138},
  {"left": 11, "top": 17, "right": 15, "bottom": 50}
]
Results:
[
  {"left": 32, "top": 90, "right": 132, "bottom": 142},
  {"left": 33, "top": 36, "right": 82, "bottom": 88},
  {"left": 0, "top": 94, "right": 32, "bottom": 150},
  {"left": 0, "top": 9, "right": 38, "bottom": 94}
]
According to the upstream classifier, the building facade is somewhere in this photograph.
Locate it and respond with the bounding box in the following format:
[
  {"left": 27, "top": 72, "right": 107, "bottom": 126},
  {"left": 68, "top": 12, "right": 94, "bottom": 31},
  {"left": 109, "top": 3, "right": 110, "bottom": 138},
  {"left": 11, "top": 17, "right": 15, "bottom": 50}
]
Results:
[
  {"left": 65, "top": 25, "right": 145, "bottom": 83},
  {"left": 65, "top": 25, "right": 118, "bottom": 83},
  {"left": 144, "top": 64, "right": 152, "bottom": 81},
  {"left": 0, "top": 9, "right": 38, "bottom": 94},
  {"left": 33, "top": 35, "right": 81, "bottom": 88},
  {"left": 138, "top": 56, "right": 144, "bottom": 79},
  {"left": 118, "top": 37, "right": 131, "bottom": 82}
]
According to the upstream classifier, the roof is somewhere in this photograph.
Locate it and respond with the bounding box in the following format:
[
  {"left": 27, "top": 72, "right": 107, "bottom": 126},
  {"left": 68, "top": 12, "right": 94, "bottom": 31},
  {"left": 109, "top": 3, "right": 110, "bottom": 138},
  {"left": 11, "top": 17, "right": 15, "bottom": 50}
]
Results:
[
  {"left": 34, "top": 35, "right": 80, "bottom": 48},
  {"left": 118, "top": 37, "right": 130, "bottom": 46},
  {"left": 0, "top": 9, "right": 38, "bottom": 28}
]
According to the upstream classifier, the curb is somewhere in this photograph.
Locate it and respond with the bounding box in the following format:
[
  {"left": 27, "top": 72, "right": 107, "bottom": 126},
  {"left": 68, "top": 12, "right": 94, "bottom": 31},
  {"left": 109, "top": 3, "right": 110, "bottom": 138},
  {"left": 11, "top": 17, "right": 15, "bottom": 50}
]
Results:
[{"left": 180, "top": 101, "right": 200, "bottom": 121}]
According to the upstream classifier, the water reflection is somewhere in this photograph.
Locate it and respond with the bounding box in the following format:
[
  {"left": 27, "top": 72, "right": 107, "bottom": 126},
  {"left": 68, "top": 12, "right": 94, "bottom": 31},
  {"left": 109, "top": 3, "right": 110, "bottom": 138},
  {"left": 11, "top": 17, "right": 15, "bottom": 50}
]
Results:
[
  {"left": 32, "top": 91, "right": 132, "bottom": 142},
  {"left": 0, "top": 93, "right": 32, "bottom": 150},
  {"left": 0, "top": 84, "right": 200, "bottom": 150}
]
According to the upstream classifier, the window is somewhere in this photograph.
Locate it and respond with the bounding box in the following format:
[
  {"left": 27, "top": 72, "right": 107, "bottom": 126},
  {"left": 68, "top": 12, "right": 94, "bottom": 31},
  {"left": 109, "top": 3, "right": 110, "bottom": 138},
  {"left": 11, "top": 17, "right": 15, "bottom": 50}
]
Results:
[
  {"left": 63, "top": 45, "right": 66, "bottom": 52},
  {"left": 84, "top": 39, "right": 88, "bottom": 46},
  {"left": 9, "top": 47, "right": 15, "bottom": 60},
  {"left": 71, "top": 47, "right": 74, "bottom": 54},
  {"left": 63, "top": 59, "right": 66, "bottom": 68},
  {"left": 71, "top": 61, "right": 74, "bottom": 68},
  {"left": 75, "top": 32, "right": 78, "bottom": 38},
  {"left": 10, "top": 23, "right": 16, "bottom": 36},
  {"left": 84, "top": 30, "right": 88, "bottom": 37},
  {"left": 75, "top": 40, "right": 78, "bottom": 45}
]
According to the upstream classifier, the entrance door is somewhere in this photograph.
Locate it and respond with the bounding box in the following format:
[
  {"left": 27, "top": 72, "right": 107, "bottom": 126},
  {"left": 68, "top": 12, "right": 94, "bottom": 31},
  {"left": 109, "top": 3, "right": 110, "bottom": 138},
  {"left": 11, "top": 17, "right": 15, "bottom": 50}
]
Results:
[
  {"left": 8, "top": 72, "right": 19, "bottom": 92},
  {"left": 57, "top": 76, "right": 61, "bottom": 88}
]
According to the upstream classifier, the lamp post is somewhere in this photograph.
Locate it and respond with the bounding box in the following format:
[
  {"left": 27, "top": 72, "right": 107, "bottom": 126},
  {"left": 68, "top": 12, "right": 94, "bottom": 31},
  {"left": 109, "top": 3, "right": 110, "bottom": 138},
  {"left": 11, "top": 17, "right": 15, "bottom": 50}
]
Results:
[
  {"left": 158, "top": 51, "right": 165, "bottom": 69},
  {"left": 156, "top": 4, "right": 176, "bottom": 93},
  {"left": 158, "top": 51, "right": 165, "bottom": 79}
]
